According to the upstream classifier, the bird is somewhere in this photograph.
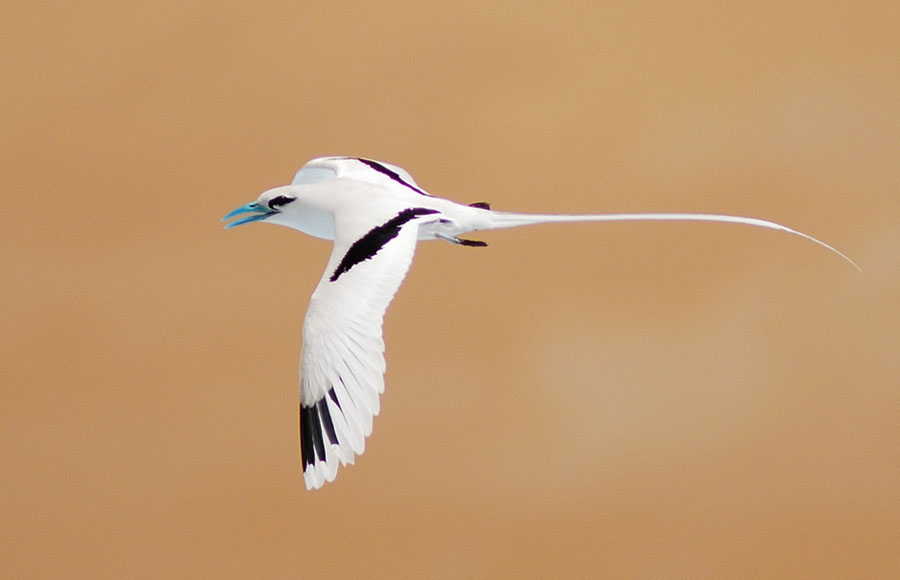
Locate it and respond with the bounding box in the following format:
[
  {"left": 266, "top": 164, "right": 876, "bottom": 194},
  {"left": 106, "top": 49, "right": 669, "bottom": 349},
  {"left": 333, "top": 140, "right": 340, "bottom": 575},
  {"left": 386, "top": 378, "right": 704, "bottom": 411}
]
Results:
[{"left": 223, "top": 155, "right": 858, "bottom": 490}]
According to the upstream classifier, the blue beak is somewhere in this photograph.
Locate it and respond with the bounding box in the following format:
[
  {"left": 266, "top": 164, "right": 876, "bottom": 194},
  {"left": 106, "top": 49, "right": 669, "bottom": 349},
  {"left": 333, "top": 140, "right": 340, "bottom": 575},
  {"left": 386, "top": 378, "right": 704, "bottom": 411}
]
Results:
[{"left": 222, "top": 202, "right": 274, "bottom": 229}]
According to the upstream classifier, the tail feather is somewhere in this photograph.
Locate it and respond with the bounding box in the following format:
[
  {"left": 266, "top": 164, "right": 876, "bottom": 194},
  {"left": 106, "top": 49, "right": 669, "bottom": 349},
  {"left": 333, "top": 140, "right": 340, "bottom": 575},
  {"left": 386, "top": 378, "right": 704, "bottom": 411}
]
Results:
[{"left": 483, "top": 211, "right": 860, "bottom": 271}]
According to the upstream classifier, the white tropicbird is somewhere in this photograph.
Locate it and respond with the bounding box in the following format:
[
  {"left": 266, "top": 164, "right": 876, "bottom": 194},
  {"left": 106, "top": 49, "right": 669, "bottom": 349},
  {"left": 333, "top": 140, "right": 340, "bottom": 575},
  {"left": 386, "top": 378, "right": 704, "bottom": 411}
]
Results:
[{"left": 223, "top": 155, "right": 858, "bottom": 490}]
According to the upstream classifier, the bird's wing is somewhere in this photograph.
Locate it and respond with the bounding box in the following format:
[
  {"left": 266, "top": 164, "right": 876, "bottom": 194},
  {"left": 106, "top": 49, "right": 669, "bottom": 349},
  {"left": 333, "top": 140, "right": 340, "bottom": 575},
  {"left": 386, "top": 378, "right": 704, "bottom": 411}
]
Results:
[
  {"left": 300, "top": 156, "right": 432, "bottom": 197},
  {"left": 347, "top": 158, "right": 427, "bottom": 192},
  {"left": 298, "top": 207, "right": 440, "bottom": 489},
  {"left": 292, "top": 165, "right": 337, "bottom": 186}
]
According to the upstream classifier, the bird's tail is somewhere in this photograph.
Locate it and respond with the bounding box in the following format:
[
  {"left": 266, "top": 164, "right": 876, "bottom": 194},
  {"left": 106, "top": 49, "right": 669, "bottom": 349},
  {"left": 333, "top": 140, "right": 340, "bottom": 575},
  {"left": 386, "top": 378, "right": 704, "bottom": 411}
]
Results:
[{"left": 483, "top": 210, "right": 860, "bottom": 271}]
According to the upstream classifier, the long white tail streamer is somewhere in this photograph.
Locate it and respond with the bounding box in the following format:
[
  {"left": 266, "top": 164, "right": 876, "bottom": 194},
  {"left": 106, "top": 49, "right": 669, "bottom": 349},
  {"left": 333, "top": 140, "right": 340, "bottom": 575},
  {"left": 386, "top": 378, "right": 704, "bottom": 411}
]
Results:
[{"left": 486, "top": 211, "right": 860, "bottom": 272}]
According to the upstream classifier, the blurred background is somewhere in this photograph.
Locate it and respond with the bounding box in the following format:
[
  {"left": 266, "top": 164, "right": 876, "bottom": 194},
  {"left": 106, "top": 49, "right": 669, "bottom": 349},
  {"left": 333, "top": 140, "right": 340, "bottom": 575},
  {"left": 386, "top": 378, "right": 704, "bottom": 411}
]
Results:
[{"left": 2, "top": 2, "right": 898, "bottom": 578}]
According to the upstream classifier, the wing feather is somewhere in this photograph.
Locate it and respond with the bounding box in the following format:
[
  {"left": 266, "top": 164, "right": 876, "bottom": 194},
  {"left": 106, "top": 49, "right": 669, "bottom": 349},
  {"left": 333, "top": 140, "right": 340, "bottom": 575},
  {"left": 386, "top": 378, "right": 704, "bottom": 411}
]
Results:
[{"left": 298, "top": 209, "right": 431, "bottom": 489}]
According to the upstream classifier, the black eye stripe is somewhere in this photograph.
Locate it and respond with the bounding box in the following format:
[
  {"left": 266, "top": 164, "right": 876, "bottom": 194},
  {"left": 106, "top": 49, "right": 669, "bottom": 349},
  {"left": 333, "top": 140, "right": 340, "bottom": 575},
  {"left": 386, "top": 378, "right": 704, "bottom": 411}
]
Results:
[{"left": 268, "top": 195, "right": 295, "bottom": 209}]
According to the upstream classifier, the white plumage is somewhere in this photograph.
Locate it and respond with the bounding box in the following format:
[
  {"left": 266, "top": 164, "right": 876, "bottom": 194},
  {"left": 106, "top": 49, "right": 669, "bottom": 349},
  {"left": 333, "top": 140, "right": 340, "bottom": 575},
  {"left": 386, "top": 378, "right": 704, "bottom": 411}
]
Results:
[{"left": 223, "top": 156, "right": 857, "bottom": 489}]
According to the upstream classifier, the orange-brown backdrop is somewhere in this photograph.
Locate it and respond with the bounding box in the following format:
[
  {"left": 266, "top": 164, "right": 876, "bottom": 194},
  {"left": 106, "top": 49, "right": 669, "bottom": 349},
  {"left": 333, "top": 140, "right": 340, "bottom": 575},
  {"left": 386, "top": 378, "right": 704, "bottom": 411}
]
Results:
[{"left": 3, "top": 2, "right": 898, "bottom": 578}]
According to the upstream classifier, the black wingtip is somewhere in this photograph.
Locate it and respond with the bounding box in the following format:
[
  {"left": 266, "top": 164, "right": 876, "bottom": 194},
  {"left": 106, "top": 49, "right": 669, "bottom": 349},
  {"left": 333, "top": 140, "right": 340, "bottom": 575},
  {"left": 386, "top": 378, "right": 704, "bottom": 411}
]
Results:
[
  {"left": 317, "top": 397, "right": 339, "bottom": 446},
  {"left": 469, "top": 201, "right": 491, "bottom": 210},
  {"left": 299, "top": 404, "right": 315, "bottom": 470},
  {"left": 300, "top": 391, "right": 343, "bottom": 471},
  {"left": 457, "top": 238, "right": 488, "bottom": 247}
]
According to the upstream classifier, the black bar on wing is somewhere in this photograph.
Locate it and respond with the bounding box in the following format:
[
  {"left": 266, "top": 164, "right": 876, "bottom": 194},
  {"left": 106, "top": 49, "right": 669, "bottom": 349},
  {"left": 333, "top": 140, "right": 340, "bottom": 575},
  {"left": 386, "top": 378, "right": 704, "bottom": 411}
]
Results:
[
  {"left": 354, "top": 157, "right": 431, "bottom": 196},
  {"left": 330, "top": 207, "right": 439, "bottom": 282}
]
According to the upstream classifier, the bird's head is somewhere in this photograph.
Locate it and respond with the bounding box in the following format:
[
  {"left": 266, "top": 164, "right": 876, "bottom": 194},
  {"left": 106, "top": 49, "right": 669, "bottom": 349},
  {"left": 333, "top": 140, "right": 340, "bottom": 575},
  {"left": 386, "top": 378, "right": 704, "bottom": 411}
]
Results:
[
  {"left": 224, "top": 157, "right": 416, "bottom": 240},
  {"left": 222, "top": 182, "right": 337, "bottom": 240},
  {"left": 223, "top": 159, "right": 348, "bottom": 238},
  {"left": 222, "top": 187, "right": 298, "bottom": 229}
]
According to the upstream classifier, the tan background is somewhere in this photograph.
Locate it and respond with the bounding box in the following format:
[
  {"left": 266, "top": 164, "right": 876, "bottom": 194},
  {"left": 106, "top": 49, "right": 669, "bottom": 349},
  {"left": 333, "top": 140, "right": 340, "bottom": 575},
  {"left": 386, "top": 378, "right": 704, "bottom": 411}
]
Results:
[{"left": 3, "top": 2, "right": 898, "bottom": 578}]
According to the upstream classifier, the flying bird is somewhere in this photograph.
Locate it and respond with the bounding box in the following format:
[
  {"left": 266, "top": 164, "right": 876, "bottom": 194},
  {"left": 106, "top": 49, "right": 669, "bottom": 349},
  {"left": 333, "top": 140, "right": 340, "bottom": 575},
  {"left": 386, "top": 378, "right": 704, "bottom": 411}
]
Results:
[{"left": 223, "top": 156, "right": 858, "bottom": 489}]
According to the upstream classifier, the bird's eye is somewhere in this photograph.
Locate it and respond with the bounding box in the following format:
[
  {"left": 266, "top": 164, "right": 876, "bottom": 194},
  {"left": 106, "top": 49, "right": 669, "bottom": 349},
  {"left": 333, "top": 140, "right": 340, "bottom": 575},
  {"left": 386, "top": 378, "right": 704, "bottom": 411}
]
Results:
[{"left": 268, "top": 195, "right": 296, "bottom": 210}]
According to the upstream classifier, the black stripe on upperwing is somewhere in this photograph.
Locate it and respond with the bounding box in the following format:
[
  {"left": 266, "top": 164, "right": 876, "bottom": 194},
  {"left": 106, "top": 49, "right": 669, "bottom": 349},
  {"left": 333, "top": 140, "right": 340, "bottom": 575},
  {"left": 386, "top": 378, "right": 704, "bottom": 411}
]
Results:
[
  {"left": 353, "top": 157, "right": 431, "bottom": 196},
  {"left": 330, "top": 207, "right": 439, "bottom": 282}
]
